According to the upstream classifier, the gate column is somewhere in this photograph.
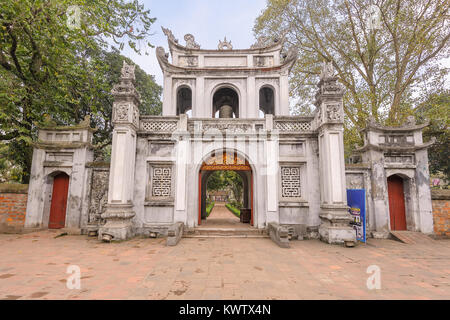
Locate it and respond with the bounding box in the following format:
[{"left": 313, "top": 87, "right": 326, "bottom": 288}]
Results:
[
  {"left": 99, "top": 62, "right": 140, "bottom": 241},
  {"left": 315, "top": 62, "right": 356, "bottom": 245}
]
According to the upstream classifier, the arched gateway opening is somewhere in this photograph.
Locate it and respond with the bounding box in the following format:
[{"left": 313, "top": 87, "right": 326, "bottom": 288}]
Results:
[{"left": 198, "top": 151, "right": 253, "bottom": 226}]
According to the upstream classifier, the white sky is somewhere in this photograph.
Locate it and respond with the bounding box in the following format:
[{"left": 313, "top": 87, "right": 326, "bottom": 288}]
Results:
[{"left": 121, "top": 0, "right": 267, "bottom": 86}]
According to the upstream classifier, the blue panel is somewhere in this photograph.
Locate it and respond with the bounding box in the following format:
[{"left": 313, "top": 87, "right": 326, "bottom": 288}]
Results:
[{"left": 347, "top": 189, "right": 366, "bottom": 243}]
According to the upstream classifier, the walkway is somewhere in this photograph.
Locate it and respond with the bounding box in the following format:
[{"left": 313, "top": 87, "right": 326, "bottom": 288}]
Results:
[
  {"left": 0, "top": 231, "right": 449, "bottom": 299},
  {"left": 199, "top": 202, "right": 250, "bottom": 229}
]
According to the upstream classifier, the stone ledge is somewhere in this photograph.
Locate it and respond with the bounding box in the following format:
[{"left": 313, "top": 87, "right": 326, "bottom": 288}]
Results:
[
  {"left": 431, "top": 189, "right": 450, "bottom": 200},
  {"left": 0, "top": 184, "right": 29, "bottom": 194}
]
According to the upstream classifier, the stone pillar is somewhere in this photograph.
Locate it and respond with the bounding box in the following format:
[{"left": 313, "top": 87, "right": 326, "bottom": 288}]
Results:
[
  {"left": 265, "top": 114, "right": 279, "bottom": 223},
  {"left": 99, "top": 62, "right": 140, "bottom": 242},
  {"left": 279, "top": 74, "right": 290, "bottom": 116},
  {"left": 315, "top": 62, "right": 356, "bottom": 245},
  {"left": 174, "top": 114, "right": 188, "bottom": 224}
]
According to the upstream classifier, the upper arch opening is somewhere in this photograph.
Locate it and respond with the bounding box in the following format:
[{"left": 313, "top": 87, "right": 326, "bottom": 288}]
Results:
[{"left": 213, "top": 87, "right": 239, "bottom": 118}]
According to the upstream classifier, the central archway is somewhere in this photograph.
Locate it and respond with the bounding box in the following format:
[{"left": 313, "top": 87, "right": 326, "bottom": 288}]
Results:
[{"left": 198, "top": 151, "right": 253, "bottom": 226}]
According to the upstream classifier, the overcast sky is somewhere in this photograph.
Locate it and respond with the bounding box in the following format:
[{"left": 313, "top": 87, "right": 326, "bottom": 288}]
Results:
[{"left": 122, "top": 0, "right": 267, "bottom": 86}]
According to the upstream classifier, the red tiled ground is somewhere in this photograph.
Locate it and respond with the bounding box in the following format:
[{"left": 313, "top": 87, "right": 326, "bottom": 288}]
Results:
[{"left": 0, "top": 228, "right": 449, "bottom": 300}]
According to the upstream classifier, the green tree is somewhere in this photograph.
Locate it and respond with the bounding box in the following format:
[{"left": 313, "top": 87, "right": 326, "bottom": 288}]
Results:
[
  {"left": 0, "top": 0, "right": 158, "bottom": 183},
  {"left": 415, "top": 90, "right": 450, "bottom": 180},
  {"left": 254, "top": 0, "right": 449, "bottom": 135},
  {"left": 207, "top": 171, "right": 244, "bottom": 204}
]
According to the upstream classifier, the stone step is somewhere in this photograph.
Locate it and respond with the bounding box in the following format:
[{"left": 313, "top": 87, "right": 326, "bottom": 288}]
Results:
[
  {"left": 390, "top": 231, "right": 436, "bottom": 244},
  {"left": 183, "top": 228, "right": 269, "bottom": 238},
  {"left": 183, "top": 235, "right": 270, "bottom": 239}
]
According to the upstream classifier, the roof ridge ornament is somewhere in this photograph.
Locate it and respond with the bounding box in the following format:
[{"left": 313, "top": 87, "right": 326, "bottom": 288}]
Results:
[
  {"left": 162, "top": 26, "right": 179, "bottom": 44},
  {"left": 184, "top": 34, "right": 200, "bottom": 49},
  {"left": 218, "top": 37, "right": 233, "bottom": 50},
  {"left": 121, "top": 61, "right": 135, "bottom": 79},
  {"left": 320, "top": 60, "right": 335, "bottom": 80},
  {"left": 251, "top": 36, "right": 270, "bottom": 49}
]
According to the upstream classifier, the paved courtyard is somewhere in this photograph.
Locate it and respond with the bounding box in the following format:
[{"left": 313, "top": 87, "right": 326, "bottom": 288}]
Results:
[{"left": 0, "top": 226, "right": 449, "bottom": 300}]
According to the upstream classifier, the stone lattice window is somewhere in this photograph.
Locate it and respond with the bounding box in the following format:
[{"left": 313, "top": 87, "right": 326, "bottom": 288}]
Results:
[
  {"left": 281, "top": 167, "right": 301, "bottom": 198},
  {"left": 151, "top": 167, "right": 172, "bottom": 197}
]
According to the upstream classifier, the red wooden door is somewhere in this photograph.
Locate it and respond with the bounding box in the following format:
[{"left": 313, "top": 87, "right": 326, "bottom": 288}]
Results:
[
  {"left": 387, "top": 175, "right": 407, "bottom": 231},
  {"left": 49, "top": 173, "right": 69, "bottom": 229}
]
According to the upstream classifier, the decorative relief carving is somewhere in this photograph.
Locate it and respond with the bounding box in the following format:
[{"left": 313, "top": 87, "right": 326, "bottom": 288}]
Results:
[
  {"left": 346, "top": 174, "right": 364, "bottom": 189},
  {"left": 179, "top": 56, "right": 198, "bottom": 67},
  {"left": 254, "top": 56, "right": 274, "bottom": 67},
  {"left": 384, "top": 154, "right": 415, "bottom": 164},
  {"left": 152, "top": 167, "right": 172, "bottom": 197},
  {"left": 141, "top": 120, "right": 178, "bottom": 132},
  {"left": 132, "top": 106, "right": 139, "bottom": 127},
  {"left": 184, "top": 34, "right": 200, "bottom": 49},
  {"left": 275, "top": 121, "right": 312, "bottom": 132},
  {"left": 322, "top": 81, "right": 344, "bottom": 95},
  {"left": 189, "top": 122, "right": 253, "bottom": 133},
  {"left": 218, "top": 37, "right": 233, "bottom": 50},
  {"left": 317, "top": 106, "right": 323, "bottom": 123},
  {"left": 115, "top": 103, "right": 129, "bottom": 121},
  {"left": 281, "top": 167, "right": 301, "bottom": 198},
  {"left": 88, "top": 170, "right": 109, "bottom": 224},
  {"left": 326, "top": 104, "right": 341, "bottom": 121}
]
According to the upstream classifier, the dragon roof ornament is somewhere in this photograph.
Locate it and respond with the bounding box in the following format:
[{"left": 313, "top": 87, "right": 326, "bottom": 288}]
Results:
[
  {"left": 162, "top": 26, "right": 179, "bottom": 44},
  {"left": 184, "top": 34, "right": 201, "bottom": 49}
]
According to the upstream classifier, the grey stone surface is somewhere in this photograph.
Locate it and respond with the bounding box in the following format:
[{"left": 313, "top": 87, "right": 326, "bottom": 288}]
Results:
[
  {"left": 167, "top": 222, "right": 184, "bottom": 246},
  {"left": 268, "top": 222, "right": 290, "bottom": 248}
]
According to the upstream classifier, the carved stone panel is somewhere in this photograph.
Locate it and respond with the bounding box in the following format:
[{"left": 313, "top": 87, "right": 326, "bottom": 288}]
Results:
[
  {"left": 254, "top": 56, "right": 274, "bottom": 67},
  {"left": 384, "top": 153, "right": 415, "bottom": 164},
  {"left": 114, "top": 103, "right": 129, "bottom": 122},
  {"left": 88, "top": 170, "right": 109, "bottom": 224},
  {"left": 326, "top": 104, "right": 342, "bottom": 122},
  {"left": 281, "top": 167, "right": 302, "bottom": 199},
  {"left": 178, "top": 56, "right": 199, "bottom": 67},
  {"left": 150, "top": 166, "right": 173, "bottom": 198},
  {"left": 346, "top": 173, "right": 364, "bottom": 189},
  {"left": 141, "top": 120, "right": 178, "bottom": 132},
  {"left": 275, "top": 121, "right": 312, "bottom": 132}
]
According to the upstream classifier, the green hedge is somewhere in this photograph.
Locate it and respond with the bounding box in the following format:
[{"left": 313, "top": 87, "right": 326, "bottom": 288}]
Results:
[
  {"left": 225, "top": 203, "right": 240, "bottom": 218},
  {"left": 206, "top": 202, "right": 215, "bottom": 217}
]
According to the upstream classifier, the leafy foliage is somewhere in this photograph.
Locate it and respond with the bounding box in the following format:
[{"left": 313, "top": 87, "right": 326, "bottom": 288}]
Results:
[
  {"left": 254, "top": 0, "right": 449, "bottom": 156},
  {"left": 0, "top": 0, "right": 160, "bottom": 182},
  {"left": 225, "top": 203, "right": 241, "bottom": 218},
  {"left": 207, "top": 171, "right": 244, "bottom": 204},
  {"left": 206, "top": 202, "right": 215, "bottom": 217},
  {"left": 415, "top": 90, "right": 450, "bottom": 180}
]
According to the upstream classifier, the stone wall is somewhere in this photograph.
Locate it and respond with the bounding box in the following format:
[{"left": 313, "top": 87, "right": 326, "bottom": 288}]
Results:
[
  {"left": 0, "top": 184, "right": 28, "bottom": 233},
  {"left": 432, "top": 189, "right": 450, "bottom": 238}
]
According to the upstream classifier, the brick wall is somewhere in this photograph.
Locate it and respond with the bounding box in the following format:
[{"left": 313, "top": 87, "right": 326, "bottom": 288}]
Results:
[
  {"left": 432, "top": 189, "right": 450, "bottom": 238},
  {"left": 0, "top": 184, "right": 28, "bottom": 233}
]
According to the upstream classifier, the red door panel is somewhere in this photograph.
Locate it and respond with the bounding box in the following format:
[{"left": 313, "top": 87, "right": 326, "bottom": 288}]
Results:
[
  {"left": 387, "top": 175, "right": 407, "bottom": 231},
  {"left": 49, "top": 173, "right": 69, "bottom": 229}
]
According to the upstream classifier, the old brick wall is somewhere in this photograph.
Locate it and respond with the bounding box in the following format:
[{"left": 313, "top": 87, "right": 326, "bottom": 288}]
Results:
[
  {"left": 432, "top": 189, "right": 450, "bottom": 238},
  {"left": 0, "top": 184, "right": 28, "bottom": 233}
]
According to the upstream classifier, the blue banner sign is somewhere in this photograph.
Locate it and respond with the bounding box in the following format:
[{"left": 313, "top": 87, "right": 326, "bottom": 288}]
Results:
[{"left": 347, "top": 189, "right": 366, "bottom": 243}]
